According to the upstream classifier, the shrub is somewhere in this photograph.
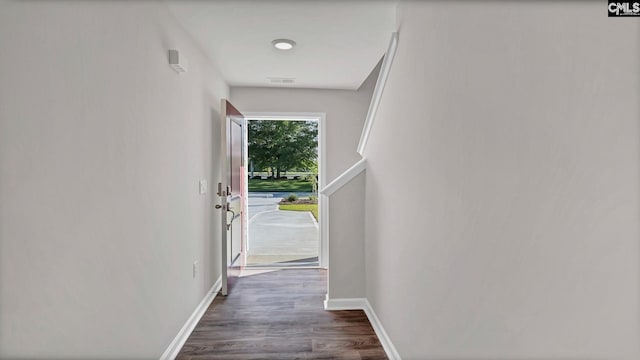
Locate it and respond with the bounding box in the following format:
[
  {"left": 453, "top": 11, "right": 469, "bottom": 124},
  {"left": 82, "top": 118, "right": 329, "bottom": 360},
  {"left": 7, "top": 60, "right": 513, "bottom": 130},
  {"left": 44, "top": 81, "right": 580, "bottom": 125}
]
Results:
[{"left": 286, "top": 193, "right": 298, "bottom": 202}]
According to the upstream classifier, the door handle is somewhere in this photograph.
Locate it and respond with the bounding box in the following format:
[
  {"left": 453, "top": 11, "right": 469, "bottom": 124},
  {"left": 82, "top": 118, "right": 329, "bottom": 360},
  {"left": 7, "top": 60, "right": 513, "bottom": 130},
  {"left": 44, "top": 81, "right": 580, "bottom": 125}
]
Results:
[
  {"left": 225, "top": 209, "right": 236, "bottom": 230},
  {"left": 215, "top": 203, "right": 235, "bottom": 230}
]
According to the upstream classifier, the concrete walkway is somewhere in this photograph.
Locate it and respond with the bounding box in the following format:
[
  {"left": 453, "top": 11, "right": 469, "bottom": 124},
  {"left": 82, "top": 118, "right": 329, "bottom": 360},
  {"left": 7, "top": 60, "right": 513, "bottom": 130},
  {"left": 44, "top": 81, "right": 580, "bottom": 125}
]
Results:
[
  {"left": 247, "top": 195, "right": 319, "bottom": 266},
  {"left": 247, "top": 196, "right": 281, "bottom": 221}
]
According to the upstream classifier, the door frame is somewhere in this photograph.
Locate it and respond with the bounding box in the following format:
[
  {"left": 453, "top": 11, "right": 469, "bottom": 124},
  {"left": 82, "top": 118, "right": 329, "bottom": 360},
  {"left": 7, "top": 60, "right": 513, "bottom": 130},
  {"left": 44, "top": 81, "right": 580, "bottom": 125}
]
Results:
[{"left": 243, "top": 112, "right": 327, "bottom": 269}]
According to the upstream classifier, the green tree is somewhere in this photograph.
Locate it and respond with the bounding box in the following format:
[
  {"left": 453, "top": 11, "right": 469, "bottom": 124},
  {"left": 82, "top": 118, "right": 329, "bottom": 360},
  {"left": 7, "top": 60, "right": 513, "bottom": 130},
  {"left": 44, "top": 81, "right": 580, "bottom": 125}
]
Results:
[{"left": 248, "top": 120, "right": 318, "bottom": 179}]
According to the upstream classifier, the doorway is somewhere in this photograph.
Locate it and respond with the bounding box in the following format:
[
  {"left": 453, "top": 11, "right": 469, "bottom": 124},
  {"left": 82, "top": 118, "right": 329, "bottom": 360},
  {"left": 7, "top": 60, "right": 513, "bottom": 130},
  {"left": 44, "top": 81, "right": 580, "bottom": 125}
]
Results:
[{"left": 243, "top": 113, "right": 326, "bottom": 268}]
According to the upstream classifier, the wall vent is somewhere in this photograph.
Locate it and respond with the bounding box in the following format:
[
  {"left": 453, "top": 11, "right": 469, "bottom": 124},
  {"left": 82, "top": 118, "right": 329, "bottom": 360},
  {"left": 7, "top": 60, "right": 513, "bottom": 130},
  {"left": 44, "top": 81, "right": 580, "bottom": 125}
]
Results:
[{"left": 268, "top": 77, "right": 296, "bottom": 84}]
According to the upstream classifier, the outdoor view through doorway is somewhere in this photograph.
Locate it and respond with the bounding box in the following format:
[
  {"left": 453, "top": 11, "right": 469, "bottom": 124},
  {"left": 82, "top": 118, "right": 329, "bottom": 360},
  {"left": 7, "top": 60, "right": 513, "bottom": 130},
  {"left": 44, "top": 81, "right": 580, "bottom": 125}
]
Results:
[{"left": 246, "top": 118, "right": 319, "bottom": 267}]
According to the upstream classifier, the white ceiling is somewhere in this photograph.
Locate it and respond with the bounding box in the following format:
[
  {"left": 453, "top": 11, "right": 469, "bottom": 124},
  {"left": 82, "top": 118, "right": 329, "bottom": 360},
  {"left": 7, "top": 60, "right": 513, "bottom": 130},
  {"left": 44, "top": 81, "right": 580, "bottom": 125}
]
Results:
[{"left": 166, "top": 1, "right": 397, "bottom": 90}]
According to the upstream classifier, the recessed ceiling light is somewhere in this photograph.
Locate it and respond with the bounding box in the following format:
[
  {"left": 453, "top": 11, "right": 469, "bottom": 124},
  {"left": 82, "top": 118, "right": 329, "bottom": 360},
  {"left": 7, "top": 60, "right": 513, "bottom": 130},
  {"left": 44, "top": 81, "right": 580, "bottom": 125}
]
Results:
[{"left": 272, "top": 39, "right": 296, "bottom": 51}]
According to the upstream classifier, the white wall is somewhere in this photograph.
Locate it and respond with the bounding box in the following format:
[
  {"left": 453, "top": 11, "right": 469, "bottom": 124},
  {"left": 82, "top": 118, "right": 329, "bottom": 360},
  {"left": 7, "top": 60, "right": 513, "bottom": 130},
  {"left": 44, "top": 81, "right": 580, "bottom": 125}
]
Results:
[
  {"left": 0, "top": 1, "right": 227, "bottom": 358},
  {"left": 231, "top": 67, "right": 378, "bottom": 182},
  {"left": 365, "top": 2, "right": 640, "bottom": 359},
  {"left": 230, "top": 63, "right": 379, "bottom": 299},
  {"left": 328, "top": 171, "right": 366, "bottom": 298}
]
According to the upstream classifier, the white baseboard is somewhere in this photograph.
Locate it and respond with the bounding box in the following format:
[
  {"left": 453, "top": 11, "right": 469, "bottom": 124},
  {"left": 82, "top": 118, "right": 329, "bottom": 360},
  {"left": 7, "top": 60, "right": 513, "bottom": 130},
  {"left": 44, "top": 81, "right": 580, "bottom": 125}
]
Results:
[
  {"left": 361, "top": 299, "right": 401, "bottom": 360},
  {"left": 160, "top": 277, "right": 222, "bottom": 360},
  {"left": 324, "top": 295, "right": 368, "bottom": 310},
  {"left": 324, "top": 295, "right": 401, "bottom": 360}
]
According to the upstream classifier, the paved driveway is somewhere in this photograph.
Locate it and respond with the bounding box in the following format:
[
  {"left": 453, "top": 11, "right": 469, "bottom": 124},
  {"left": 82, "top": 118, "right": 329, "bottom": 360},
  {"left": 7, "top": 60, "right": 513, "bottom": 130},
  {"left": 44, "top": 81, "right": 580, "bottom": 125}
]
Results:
[
  {"left": 247, "top": 195, "right": 319, "bottom": 266},
  {"left": 247, "top": 196, "right": 281, "bottom": 221}
]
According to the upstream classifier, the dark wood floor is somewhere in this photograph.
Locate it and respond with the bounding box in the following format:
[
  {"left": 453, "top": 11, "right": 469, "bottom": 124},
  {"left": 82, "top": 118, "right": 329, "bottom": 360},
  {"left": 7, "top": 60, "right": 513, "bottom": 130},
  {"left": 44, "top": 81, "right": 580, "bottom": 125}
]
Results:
[{"left": 177, "top": 269, "right": 387, "bottom": 360}]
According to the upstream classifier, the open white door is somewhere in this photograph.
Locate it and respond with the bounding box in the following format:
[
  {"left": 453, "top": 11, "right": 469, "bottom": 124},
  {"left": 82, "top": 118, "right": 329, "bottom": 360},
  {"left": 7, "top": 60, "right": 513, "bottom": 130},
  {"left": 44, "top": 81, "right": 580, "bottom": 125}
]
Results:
[{"left": 218, "top": 99, "right": 247, "bottom": 296}]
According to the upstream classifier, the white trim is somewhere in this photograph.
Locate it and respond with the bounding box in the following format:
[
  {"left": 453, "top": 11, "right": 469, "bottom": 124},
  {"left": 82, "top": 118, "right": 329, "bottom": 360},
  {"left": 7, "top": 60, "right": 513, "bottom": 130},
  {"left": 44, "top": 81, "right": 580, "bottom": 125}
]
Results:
[
  {"left": 324, "top": 296, "right": 401, "bottom": 360},
  {"left": 320, "top": 193, "right": 329, "bottom": 269},
  {"left": 318, "top": 114, "right": 328, "bottom": 269},
  {"left": 362, "top": 299, "right": 401, "bottom": 360},
  {"left": 160, "top": 277, "right": 222, "bottom": 360},
  {"left": 319, "top": 158, "right": 366, "bottom": 196},
  {"left": 242, "top": 112, "right": 328, "bottom": 269},
  {"left": 357, "top": 32, "right": 399, "bottom": 156},
  {"left": 324, "top": 295, "right": 368, "bottom": 311},
  {"left": 243, "top": 112, "right": 323, "bottom": 123}
]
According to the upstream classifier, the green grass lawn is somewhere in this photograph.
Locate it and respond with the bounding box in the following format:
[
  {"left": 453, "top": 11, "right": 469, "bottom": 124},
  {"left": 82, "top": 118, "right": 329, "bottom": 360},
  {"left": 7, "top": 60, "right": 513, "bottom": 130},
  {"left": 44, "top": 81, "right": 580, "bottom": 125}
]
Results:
[
  {"left": 279, "top": 203, "right": 318, "bottom": 221},
  {"left": 248, "top": 178, "right": 312, "bottom": 192}
]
